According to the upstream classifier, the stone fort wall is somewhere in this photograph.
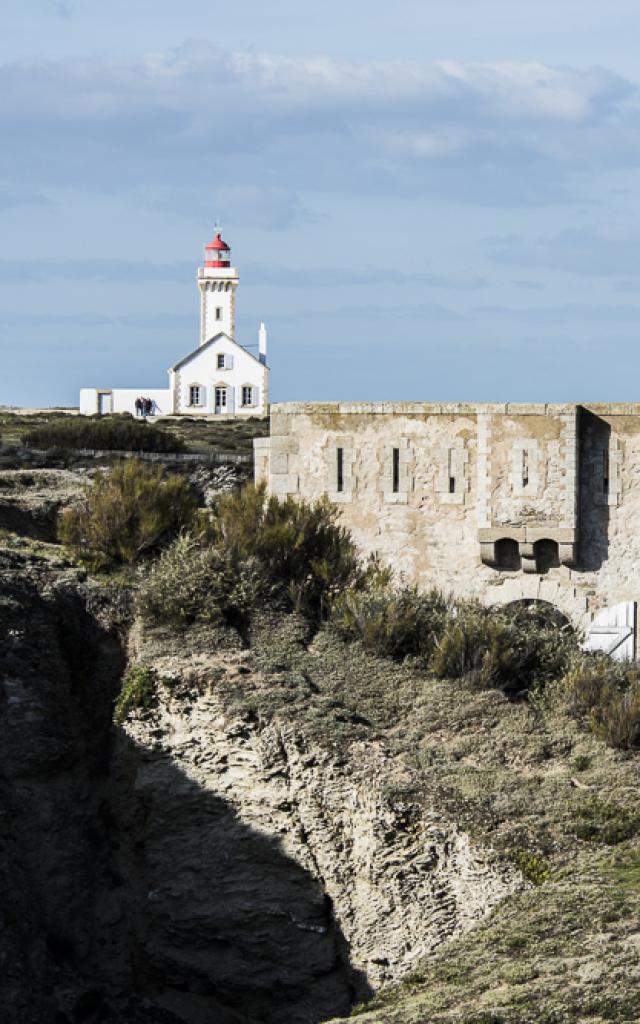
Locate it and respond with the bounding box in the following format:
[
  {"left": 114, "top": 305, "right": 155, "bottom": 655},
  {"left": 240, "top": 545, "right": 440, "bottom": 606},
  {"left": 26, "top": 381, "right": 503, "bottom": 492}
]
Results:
[{"left": 255, "top": 402, "right": 640, "bottom": 639}]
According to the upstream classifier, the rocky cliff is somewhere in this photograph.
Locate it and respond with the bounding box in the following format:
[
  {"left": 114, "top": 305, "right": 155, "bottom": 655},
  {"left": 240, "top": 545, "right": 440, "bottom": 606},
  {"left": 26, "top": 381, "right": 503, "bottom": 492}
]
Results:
[
  {"left": 0, "top": 547, "right": 521, "bottom": 1024},
  {"left": 2, "top": 467, "right": 640, "bottom": 1024}
]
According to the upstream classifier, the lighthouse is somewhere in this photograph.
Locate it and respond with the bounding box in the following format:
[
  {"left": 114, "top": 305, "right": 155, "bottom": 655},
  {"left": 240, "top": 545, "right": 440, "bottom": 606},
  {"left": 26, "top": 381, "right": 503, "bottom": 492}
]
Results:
[
  {"left": 197, "top": 230, "right": 239, "bottom": 345},
  {"left": 80, "top": 222, "right": 269, "bottom": 418}
]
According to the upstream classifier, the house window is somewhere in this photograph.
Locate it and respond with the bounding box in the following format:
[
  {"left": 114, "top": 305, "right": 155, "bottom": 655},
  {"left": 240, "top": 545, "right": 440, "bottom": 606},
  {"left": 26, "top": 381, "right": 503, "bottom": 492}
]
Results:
[
  {"left": 189, "top": 385, "right": 202, "bottom": 406},
  {"left": 217, "top": 353, "right": 225, "bottom": 369},
  {"left": 336, "top": 447, "right": 344, "bottom": 493},
  {"left": 242, "top": 386, "right": 253, "bottom": 407},
  {"left": 215, "top": 387, "right": 227, "bottom": 412},
  {"left": 215, "top": 307, "right": 223, "bottom": 321}
]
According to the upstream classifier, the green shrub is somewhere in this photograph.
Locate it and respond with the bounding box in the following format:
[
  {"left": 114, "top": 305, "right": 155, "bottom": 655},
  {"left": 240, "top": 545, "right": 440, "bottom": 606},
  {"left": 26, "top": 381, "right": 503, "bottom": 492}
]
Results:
[
  {"left": 431, "top": 601, "right": 578, "bottom": 697},
  {"left": 574, "top": 798, "right": 640, "bottom": 845},
  {"left": 137, "top": 484, "right": 368, "bottom": 630},
  {"left": 137, "top": 533, "right": 278, "bottom": 629},
  {"left": 58, "top": 459, "right": 197, "bottom": 570},
  {"left": 201, "top": 484, "right": 366, "bottom": 621},
  {"left": 508, "top": 849, "right": 550, "bottom": 886},
  {"left": 564, "top": 657, "right": 640, "bottom": 749},
  {"left": 331, "top": 583, "right": 449, "bottom": 663},
  {"left": 24, "top": 415, "right": 185, "bottom": 453},
  {"left": 114, "top": 665, "right": 157, "bottom": 724}
]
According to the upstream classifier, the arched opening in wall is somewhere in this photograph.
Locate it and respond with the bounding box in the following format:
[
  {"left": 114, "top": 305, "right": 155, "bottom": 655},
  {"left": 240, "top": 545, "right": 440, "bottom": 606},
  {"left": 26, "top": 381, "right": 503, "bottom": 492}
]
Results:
[
  {"left": 534, "top": 539, "right": 560, "bottom": 574},
  {"left": 504, "top": 598, "right": 571, "bottom": 631},
  {"left": 494, "top": 538, "right": 521, "bottom": 571}
]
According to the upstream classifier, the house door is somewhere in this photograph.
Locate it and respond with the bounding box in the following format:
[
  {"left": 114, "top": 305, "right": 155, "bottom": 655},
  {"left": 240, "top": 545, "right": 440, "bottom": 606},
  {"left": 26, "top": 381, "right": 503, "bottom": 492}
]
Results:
[
  {"left": 98, "top": 392, "right": 112, "bottom": 415},
  {"left": 214, "top": 386, "right": 227, "bottom": 414}
]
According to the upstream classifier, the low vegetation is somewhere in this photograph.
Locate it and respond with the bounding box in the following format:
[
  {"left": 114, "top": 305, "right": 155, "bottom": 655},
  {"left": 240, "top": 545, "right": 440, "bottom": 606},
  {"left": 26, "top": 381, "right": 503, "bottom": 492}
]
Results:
[
  {"left": 114, "top": 665, "right": 157, "bottom": 724},
  {"left": 139, "top": 483, "right": 369, "bottom": 628},
  {"left": 1, "top": 409, "right": 269, "bottom": 461},
  {"left": 59, "top": 459, "right": 197, "bottom": 569},
  {"left": 23, "top": 414, "right": 186, "bottom": 453},
  {"left": 4, "top": 455, "right": 640, "bottom": 1024},
  {"left": 331, "top": 582, "right": 449, "bottom": 663},
  {"left": 564, "top": 656, "right": 640, "bottom": 749}
]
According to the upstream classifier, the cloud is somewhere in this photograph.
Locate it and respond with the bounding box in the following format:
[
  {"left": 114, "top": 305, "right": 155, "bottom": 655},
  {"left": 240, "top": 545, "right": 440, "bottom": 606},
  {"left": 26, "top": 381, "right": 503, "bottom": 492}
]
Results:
[
  {"left": 489, "top": 226, "right": 640, "bottom": 277},
  {"left": 0, "top": 183, "right": 50, "bottom": 212},
  {"left": 0, "top": 259, "right": 193, "bottom": 284},
  {"left": 52, "top": 0, "right": 73, "bottom": 17},
  {"left": 475, "top": 302, "right": 640, "bottom": 323},
  {"left": 271, "top": 302, "right": 468, "bottom": 323},
  {"left": 0, "top": 47, "right": 636, "bottom": 208},
  {"left": 0, "top": 257, "right": 484, "bottom": 290},
  {"left": 150, "top": 185, "right": 310, "bottom": 231},
  {"left": 243, "top": 264, "right": 485, "bottom": 290},
  {"left": 0, "top": 312, "right": 112, "bottom": 326}
]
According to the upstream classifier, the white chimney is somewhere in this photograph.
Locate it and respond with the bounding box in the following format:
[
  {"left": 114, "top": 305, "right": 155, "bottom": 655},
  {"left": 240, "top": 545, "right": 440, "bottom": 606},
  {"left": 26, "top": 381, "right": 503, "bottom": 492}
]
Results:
[{"left": 258, "top": 321, "right": 268, "bottom": 364}]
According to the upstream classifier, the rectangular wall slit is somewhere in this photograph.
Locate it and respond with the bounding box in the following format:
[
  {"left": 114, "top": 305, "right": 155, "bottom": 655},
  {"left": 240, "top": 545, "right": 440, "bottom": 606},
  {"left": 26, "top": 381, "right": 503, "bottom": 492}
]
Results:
[
  {"left": 448, "top": 449, "right": 455, "bottom": 493},
  {"left": 602, "top": 448, "right": 609, "bottom": 494},
  {"left": 522, "top": 450, "right": 529, "bottom": 488},
  {"left": 392, "top": 447, "right": 400, "bottom": 493},
  {"left": 336, "top": 447, "right": 344, "bottom": 493}
]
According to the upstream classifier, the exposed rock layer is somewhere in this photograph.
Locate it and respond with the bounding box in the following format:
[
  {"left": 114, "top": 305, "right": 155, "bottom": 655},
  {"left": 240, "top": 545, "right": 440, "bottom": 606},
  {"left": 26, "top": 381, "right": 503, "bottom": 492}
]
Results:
[{"left": 0, "top": 568, "right": 519, "bottom": 1023}]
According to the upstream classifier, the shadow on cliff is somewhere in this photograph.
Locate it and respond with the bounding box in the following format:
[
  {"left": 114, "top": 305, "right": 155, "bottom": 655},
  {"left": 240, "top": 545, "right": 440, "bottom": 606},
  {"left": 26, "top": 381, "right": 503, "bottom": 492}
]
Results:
[
  {"left": 0, "top": 571, "right": 371, "bottom": 1024},
  {"left": 577, "top": 408, "right": 610, "bottom": 572},
  {"left": 107, "top": 726, "right": 372, "bottom": 1024}
]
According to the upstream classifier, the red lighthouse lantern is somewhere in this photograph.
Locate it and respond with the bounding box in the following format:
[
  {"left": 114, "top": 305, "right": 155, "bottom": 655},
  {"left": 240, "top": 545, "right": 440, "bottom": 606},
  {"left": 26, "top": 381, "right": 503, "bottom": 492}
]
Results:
[{"left": 204, "top": 231, "right": 231, "bottom": 268}]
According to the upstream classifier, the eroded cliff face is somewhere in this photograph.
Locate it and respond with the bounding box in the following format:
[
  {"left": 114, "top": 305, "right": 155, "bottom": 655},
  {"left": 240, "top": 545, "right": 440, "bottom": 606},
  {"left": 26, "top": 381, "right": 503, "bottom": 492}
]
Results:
[
  {"left": 0, "top": 563, "right": 521, "bottom": 1024},
  {"left": 119, "top": 634, "right": 520, "bottom": 1002}
]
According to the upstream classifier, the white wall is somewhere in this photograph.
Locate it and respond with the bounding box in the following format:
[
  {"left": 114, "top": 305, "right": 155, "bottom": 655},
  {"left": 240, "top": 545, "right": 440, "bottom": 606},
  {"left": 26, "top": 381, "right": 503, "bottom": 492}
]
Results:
[
  {"left": 198, "top": 267, "right": 238, "bottom": 344},
  {"left": 175, "top": 336, "right": 267, "bottom": 416},
  {"left": 80, "top": 388, "right": 173, "bottom": 417}
]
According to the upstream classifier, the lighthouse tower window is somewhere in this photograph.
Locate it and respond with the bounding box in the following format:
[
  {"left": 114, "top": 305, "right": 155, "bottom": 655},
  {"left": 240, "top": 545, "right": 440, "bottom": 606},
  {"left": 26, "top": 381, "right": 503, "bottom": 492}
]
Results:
[{"left": 215, "top": 307, "right": 223, "bottom": 321}]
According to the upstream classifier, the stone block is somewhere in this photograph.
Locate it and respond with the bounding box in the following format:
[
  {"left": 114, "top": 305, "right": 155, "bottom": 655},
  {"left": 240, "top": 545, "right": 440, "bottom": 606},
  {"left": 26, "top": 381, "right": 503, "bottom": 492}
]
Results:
[
  {"left": 270, "top": 436, "right": 300, "bottom": 454},
  {"left": 270, "top": 473, "right": 299, "bottom": 495},
  {"left": 270, "top": 453, "right": 289, "bottom": 474},
  {"left": 478, "top": 528, "right": 526, "bottom": 542}
]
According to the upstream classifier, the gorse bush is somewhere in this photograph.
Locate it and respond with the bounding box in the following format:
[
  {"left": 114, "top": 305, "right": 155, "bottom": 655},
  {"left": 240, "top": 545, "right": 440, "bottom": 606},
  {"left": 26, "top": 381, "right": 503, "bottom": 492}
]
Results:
[
  {"left": 507, "top": 849, "right": 550, "bottom": 886},
  {"left": 24, "top": 415, "right": 185, "bottom": 453},
  {"left": 564, "top": 656, "right": 640, "bottom": 749},
  {"left": 59, "top": 459, "right": 198, "bottom": 570},
  {"left": 574, "top": 797, "right": 640, "bottom": 845},
  {"left": 114, "top": 665, "right": 157, "bottom": 724},
  {"left": 331, "top": 583, "right": 449, "bottom": 664},
  {"left": 138, "top": 534, "right": 278, "bottom": 629},
  {"left": 431, "top": 601, "right": 578, "bottom": 698},
  {"left": 201, "top": 484, "right": 366, "bottom": 620},
  {"left": 138, "top": 484, "right": 366, "bottom": 628}
]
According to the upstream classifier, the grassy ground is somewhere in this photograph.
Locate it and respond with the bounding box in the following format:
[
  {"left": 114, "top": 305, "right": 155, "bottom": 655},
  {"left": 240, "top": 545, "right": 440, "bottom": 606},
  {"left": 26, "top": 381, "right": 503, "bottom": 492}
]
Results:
[
  {"left": 181, "top": 613, "right": 640, "bottom": 1024},
  {"left": 2, "top": 465, "right": 639, "bottom": 1024},
  {"left": 0, "top": 410, "right": 269, "bottom": 458}
]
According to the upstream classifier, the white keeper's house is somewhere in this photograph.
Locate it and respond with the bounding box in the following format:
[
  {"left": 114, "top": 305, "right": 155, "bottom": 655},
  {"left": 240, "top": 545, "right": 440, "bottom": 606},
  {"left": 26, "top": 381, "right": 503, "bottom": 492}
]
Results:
[{"left": 80, "top": 229, "right": 269, "bottom": 418}]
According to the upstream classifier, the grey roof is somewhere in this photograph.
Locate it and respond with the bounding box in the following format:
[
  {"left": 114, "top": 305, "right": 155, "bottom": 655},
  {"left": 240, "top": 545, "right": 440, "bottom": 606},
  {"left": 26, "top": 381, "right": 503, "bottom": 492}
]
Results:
[{"left": 171, "top": 332, "right": 265, "bottom": 372}]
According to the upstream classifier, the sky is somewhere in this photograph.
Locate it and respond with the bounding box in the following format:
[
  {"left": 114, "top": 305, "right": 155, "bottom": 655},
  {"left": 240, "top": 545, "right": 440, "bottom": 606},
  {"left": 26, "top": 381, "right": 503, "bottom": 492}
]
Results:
[{"left": 2, "top": 1, "right": 640, "bottom": 406}]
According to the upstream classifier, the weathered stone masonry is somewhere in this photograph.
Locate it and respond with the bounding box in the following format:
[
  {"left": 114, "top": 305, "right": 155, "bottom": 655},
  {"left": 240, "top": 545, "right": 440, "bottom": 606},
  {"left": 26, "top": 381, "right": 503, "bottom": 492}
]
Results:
[{"left": 255, "top": 402, "right": 640, "bottom": 648}]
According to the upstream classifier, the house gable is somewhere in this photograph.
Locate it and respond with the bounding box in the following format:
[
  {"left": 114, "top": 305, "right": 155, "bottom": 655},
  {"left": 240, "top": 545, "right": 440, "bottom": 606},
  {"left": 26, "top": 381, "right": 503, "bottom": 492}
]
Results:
[{"left": 171, "top": 332, "right": 265, "bottom": 373}]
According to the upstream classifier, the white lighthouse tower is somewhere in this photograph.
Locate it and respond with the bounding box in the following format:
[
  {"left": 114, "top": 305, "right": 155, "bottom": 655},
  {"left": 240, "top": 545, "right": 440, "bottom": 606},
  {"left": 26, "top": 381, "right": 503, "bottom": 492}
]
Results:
[
  {"left": 197, "top": 230, "right": 239, "bottom": 345},
  {"left": 80, "top": 223, "right": 268, "bottom": 418}
]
